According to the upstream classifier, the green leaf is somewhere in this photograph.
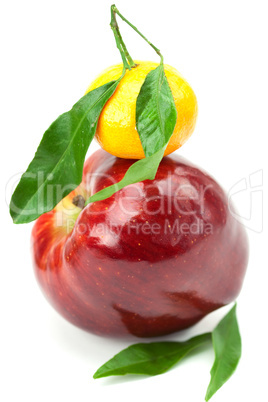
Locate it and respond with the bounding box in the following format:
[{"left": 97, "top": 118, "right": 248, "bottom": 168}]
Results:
[
  {"left": 10, "top": 79, "right": 122, "bottom": 224},
  {"left": 205, "top": 303, "right": 242, "bottom": 401},
  {"left": 86, "top": 63, "right": 177, "bottom": 206},
  {"left": 136, "top": 64, "right": 177, "bottom": 157},
  {"left": 85, "top": 147, "right": 165, "bottom": 205},
  {"left": 93, "top": 333, "right": 211, "bottom": 379}
]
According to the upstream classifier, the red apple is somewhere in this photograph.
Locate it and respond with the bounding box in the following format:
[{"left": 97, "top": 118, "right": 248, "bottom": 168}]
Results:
[{"left": 32, "top": 149, "right": 248, "bottom": 337}]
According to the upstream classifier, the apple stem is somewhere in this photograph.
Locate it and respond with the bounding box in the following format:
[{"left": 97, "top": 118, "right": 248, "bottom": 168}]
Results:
[
  {"left": 110, "top": 5, "right": 164, "bottom": 69},
  {"left": 72, "top": 195, "right": 85, "bottom": 209}
]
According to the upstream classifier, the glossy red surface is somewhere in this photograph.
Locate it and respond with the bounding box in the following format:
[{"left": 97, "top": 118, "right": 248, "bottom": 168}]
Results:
[{"left": 32, "top": 149, "right": 248, "bottom": 337}]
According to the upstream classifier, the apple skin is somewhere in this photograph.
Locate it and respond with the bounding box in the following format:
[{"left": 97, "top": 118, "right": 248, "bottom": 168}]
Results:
[{"left": 32, "top": 149, "right": 248, "bottom": 337}]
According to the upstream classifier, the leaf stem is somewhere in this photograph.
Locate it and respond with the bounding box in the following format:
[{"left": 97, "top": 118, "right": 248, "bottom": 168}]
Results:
[
  {"left": 111, "top": 4, "right": 164, "bottom": 64},
  {"left": 110, "top": 6, "right": 136, "bottom": 70}
]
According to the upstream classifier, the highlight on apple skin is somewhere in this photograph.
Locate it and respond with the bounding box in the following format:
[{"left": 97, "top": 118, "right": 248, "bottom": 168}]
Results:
[{"left": 31, "top": 149, "right": 249, "bottom": 337}]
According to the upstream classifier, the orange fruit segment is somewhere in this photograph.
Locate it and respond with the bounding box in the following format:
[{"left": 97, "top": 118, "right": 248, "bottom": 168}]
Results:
[{"left": 86, "top": 61, "right": 198, "bottom": 159}]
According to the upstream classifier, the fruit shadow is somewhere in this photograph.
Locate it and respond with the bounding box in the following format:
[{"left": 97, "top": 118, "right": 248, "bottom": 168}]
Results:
[
  {"left": 48, "top": 312, "right": 132, "bottom": 360},
  {"left": 48, "top": 304, "right": 228, "bottom": 384}
]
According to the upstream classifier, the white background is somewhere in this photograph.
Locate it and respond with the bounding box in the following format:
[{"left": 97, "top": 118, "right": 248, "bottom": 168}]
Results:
[{"left": 1, "top": 0, "right": 267, "bottom": 401}]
